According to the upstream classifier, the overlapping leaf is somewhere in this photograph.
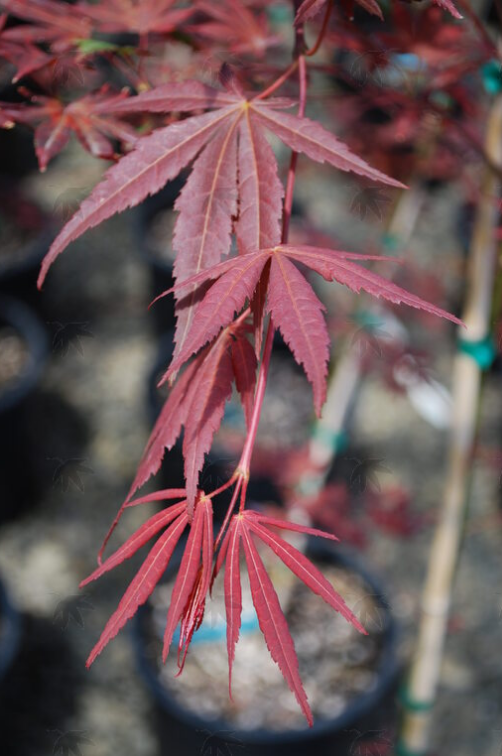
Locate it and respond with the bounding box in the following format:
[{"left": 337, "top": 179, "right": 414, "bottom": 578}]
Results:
[
  {"left": 172, "top": 113, "right": 240, "bottom": 359},
  {"left": 0, "top": 0, "right": 93, "bottom": 46},
  {"left": 219, "top": 510, "right": 366, "bottom": 724},
  {"left": 83, "top": 493, "right": 190, "bottom": 667},
  {"left": 37, "top": 81, "right": 403, "bottom": 314},
  {"left": 231, "top": 333, "right": 257, "bottom": 429},
  {"left": 123, "top": 322, "right": 256, "bottom": 515},
  {"left": 162, "top": 243, "right": 461, "bottom": 415},
  {"left": 163, "top": 497, "right": 213, "bottom": 664},
  {"left": 78, "top": 0, "right": 192, "bottom": 37},
  {"left": 0, "top": 87, "right": 138, "bottom": 170},
  {"left": 295, "top": 0, "right": 382, "bottom": 25},
  {"left": 191, "top": 0, "right": 279, "bottom": 57},
  {"left": 295, "top": 0, "right": 460, "bottom": 23}
]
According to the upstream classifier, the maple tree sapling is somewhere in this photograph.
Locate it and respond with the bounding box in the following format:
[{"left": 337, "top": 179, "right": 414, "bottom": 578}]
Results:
[{"left": 0, "top": 0, "right": 473, "bottom": 726}]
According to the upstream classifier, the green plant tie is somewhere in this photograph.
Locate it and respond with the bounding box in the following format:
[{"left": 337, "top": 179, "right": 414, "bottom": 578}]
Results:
[
  {"left": 395, "top": 741, "right": 428, "bottom": 756},
  {"left": 353, "top": 309, "right": 385, "bottom": 331},
  {"left": 381, "top": 232, "right": 401, "bottom": 253},
  {"left": 268, "top": 6, "right": 292, "bottom": 23},
  {"left": 311, "top": 426, "right": 348, "bottom": 453},
  {"left": 394, "top": 686, "right": 434, "bottom": 756},
  {"left": 399, "top": 684, "right": 435, "bottom": 713},
  {"left": 457, "top": 335, "right": 497, "bottom": 370},
  {"left": 482, "top": 60, "right": 502, "bottom": 96}
]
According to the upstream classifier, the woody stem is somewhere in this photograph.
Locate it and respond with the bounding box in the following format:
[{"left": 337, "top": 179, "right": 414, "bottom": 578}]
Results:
[{"left": 238, "top": 54, "right": 308, "bottom": 489}]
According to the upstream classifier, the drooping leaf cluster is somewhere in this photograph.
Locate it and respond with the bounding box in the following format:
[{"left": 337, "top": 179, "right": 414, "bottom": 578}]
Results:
[{"left": 0, "top": 0, "right": 473, "bottom": 724}]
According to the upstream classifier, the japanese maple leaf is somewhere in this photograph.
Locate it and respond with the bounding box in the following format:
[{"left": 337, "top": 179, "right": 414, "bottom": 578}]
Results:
[
  {"left": 295, "top": 0, "right": 383, "bottom": 24},
  {"left": 81, "top": 490, "right": 193, "bottom": 666},
  {"left": 0, "top": 87, "right": 138, "bottom": 169},
  {"left": 0, "top": 0, "right": 92, "bottom": 47},
  {"left": 295, "top": 0, "right": 461, "bottom": 22},
  {"left": 82, "top": 490, "right": 216, "bottom": 671},
  {"left": 214, "top": 509, "right": 366, "bottom": 724},
  {"left": 162, "top": 243, "right": 461, "bottom": 415},
  {"left": 137, "top": 323, "right": 255, "bottom": 516},
  {"left": 378, "top": 6, "right": 471, "bottom": 67},
  {"left": 0, "top": 14, "right": 55, "bottom": 81},
  {"left": 191, "top": 0, "right": 280, "bottom": 57},
  {"left": 77, "top": 0, "right": 192, "bottom": 38},
  {"left": 36, "top": 79, "right": 405, "bottom": 363}
]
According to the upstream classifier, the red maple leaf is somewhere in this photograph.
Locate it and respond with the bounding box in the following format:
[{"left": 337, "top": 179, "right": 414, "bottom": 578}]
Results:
[
  {"left": 78, "top": 0, "right": 192, "bottom": 38},
  {"left": 190, "top": 0, "right": 280, "bottom": 57},
  {"left": 0, "top": 86, "right": 138, "bottom": 169},
  {"left": 162, "top": 243, "right": 461, "bottom": 414},
  {"left": 36, "top": 79, "right": 405, "bottom": 366},
  {"left": 214, "top": 509, "right": 366, "bottom": 723},
  {"left": 0, "top": 0, "right": 93, "bottom": 48}
]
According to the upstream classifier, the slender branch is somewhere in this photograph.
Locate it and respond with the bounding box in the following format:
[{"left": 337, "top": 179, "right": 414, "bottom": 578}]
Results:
[
  {"left": 214, "top": 477, "right": 242, "bottom": 550},
  {"left": 282, "top": 54, "right": 307, "bottom": 240},
  {"left": 304, "top": 0, "right": 333, "bottom": 57},
  {"left": 238, "top": 319, "right": 275, "bottom": 476},
  {"left": 253, "top": 60, "right": 299, "bottom": 101}
]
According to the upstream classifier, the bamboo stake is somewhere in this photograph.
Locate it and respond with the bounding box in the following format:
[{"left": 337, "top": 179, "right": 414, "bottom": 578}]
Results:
[{"left": 396, "top": 95, "right": 502, "bottom": 756}]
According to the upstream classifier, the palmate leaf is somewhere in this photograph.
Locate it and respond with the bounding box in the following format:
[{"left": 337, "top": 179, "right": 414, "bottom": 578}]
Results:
[
  {"left": 192, "top": 0, "right": 279, "bottom": 57},
  {"left": 84, "top": 501, "right": 190, "bottom": 667},
  {"left": 163, "top": 244, "right": 461, "bottom": 416},
  {"left": 295, "top": 0, "right": 460, "bottom": 23},
  {"left": 37, "top": 81, "right": 402, "bottom": 301},
  {"left": 163, "top": 497, "right": 213, "bottom": 663},
  {"left": 80, "top": 486, "right": 365, "bottom": 726},
  {"left": 37, "top": 104, "right": 241, "bottom": 285},
  {"left": 78, "top": 0, "right": 192, "bottom": 36},
  {"left": 0, "top": 0, "right": 92, "bottom": 45},
  {"left": 241, "top": 524, "right": 313, "bottom": 725},
  {"left": 0, "top": 88, "right": 138, "bottom": 170},
  {"left": 81, "top": 498, "right": 187, "bottom": 588},
  {"left": 79, "top": 491, "right": 216, "bottom": 673},
  {"left": 221, "top": 510, "right": 366, "bottom": 725}
]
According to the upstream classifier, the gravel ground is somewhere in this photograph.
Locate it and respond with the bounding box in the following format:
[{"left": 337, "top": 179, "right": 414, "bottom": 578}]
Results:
[{"left": 0, "top": 143, "right": 501, "bottom": 756}]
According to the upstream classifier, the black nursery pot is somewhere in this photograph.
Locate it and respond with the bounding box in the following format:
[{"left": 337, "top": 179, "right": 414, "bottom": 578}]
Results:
[
  {"left": 0, "top": 182, "right": 56, "bottom": 307},
  {"left": 134, "top": 176, "right": 187, "bottom": 334},
  {"left": 133, "top": 541, "right": 399, "bottom": 756},
  {"left": 0, "top": 577, "right": 21, "bottom": 688},
  {"left": 0, "top": 296, "right": 48, "bottom": 520}
]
